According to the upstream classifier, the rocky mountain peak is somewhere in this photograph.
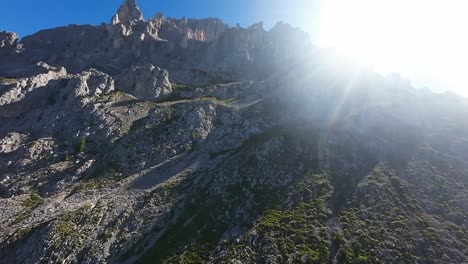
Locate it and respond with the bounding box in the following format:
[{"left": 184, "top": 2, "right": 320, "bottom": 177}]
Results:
[{"left": 111, "top": 0, "right": 144, "bottom": 26}]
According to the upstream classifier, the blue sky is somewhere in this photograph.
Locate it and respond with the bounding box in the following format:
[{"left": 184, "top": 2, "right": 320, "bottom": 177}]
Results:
[{"left": 0, "top": 0, "right": 319, "bottom": 39}]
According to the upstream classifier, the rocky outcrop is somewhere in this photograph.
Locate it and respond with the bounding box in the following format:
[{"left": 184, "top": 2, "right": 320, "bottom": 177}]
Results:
[
  {"left": 0, "top": 31, "right": 22, "bottom": 56},
  {"left": 0, "top": 62, "right": 67, "bottom": 107},
  {"left": 115, "top": 64, "right": 172, "bottom": 102},
  {"left": 0, "top": 31, "right": 18, "bottom": 48},
  {"left": 111, "top": 0, "right": 144, "bottom": 26},
  {"left": 0, "top": 132, "right": 26, "bottom": 154}
]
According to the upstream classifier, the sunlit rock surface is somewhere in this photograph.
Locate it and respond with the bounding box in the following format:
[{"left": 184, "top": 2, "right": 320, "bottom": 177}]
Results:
[{"left": 0, "top": 0, "right": 468, "bottom": 263}]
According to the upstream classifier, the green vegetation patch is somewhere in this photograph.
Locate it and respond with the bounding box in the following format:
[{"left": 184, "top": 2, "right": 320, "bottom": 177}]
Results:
[
  {"left": 72, "top": 179, "right": 112, "bottom": 193},
  {"left": 247, "top": 174, "right": 333, "bottom": 263},
  {"left": 140, "top": 183, "right": 230, "bottom": 263},
  {"left": 223, "top": 97, "right": 238, "bottom": 104},
  {"left": 56, "top": 220, "right": 77, "bottom": 237},
  {"left": 53, "top": 204, "right": 92, "bottom": 247},
  {"left": 258, "top": 208, "right": 282, "bottom": 230},
  {"left": 0, "top": 77, "right": 17, "bottom": 84},
  {"left": 76, "top": 137, "right": 86, "bottom": 153},
  {"left": 171, "top": 83, "right": 193, "bottom": 91},
  {"left": 163, "top": 109, "right": 172, "bottom": 123},
  {"left": 21, "top": 193, "right": 44, "bottom": 209}
]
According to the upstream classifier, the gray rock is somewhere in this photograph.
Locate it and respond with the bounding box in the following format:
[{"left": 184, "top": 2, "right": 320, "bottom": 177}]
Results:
[
  {"left": 66, "top": 68, "right": 115, "bottom": 102},
  {"left": 114, "top": 64, "right": 172, "bottom": 102}
]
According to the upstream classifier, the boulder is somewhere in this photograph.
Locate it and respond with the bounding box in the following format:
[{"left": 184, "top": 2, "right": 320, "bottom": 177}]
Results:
[{"left": 65, "top": 68, "right": 115, "bottom": 105}]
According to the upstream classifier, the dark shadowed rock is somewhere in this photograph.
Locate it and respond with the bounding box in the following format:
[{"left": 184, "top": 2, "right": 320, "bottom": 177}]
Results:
[
  {"left": 0, "top": 31, "right": 22, "bottom": 56},
  {"left": 0, "top": 31, "right": 18, "bottom": 48}
]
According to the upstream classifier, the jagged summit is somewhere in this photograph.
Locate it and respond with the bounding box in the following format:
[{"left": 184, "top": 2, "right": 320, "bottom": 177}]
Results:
[{"left": 111, "top": 0, "right": 144, "bottom": 25}]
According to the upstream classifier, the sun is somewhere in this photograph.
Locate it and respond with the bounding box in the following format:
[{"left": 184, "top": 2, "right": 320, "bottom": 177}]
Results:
[{"left": 313, "top": 0, "right": 468, "bottom": 95}]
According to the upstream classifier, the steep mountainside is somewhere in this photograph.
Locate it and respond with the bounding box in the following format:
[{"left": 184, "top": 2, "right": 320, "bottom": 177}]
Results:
[{"left": 1, "top": 1, "right": 468, "bottom": 263}]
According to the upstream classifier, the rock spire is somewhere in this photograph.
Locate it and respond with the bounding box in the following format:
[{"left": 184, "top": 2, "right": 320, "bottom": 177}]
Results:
[{"left": 111, "top": 0, "right": 144, "bottom": 25}]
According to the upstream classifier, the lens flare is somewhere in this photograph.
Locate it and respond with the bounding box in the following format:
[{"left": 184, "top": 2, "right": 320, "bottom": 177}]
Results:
[{"left": 313, "top": 0, "right": 468, "bottom": 96}]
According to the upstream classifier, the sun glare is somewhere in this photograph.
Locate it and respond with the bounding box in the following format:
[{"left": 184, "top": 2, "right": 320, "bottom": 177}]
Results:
[{"left": 315, "top": 0, "right": 468, "bottom": 95}]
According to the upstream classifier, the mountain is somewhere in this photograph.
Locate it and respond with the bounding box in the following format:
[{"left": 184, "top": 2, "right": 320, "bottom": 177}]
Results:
[{"left": 1, "top": 1, "right": 468, "bottom": 263}]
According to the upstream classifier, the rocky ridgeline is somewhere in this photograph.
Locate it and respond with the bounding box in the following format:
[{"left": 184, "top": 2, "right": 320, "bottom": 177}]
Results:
[
  {"left": 0, "top": 0, "right": 310, "bottom": 86},
  {"left": 1, "top": 0, "right": 468, "bottom": 263}
]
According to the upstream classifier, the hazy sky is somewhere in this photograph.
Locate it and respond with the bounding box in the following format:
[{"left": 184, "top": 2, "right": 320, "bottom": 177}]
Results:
[{"left": 1, "top": 0, "right": 466, "bottom": 97}]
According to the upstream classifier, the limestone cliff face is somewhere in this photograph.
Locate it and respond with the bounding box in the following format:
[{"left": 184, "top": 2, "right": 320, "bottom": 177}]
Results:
[{"left": 0, "top": 1, "right": 468, "bottom": 264}]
